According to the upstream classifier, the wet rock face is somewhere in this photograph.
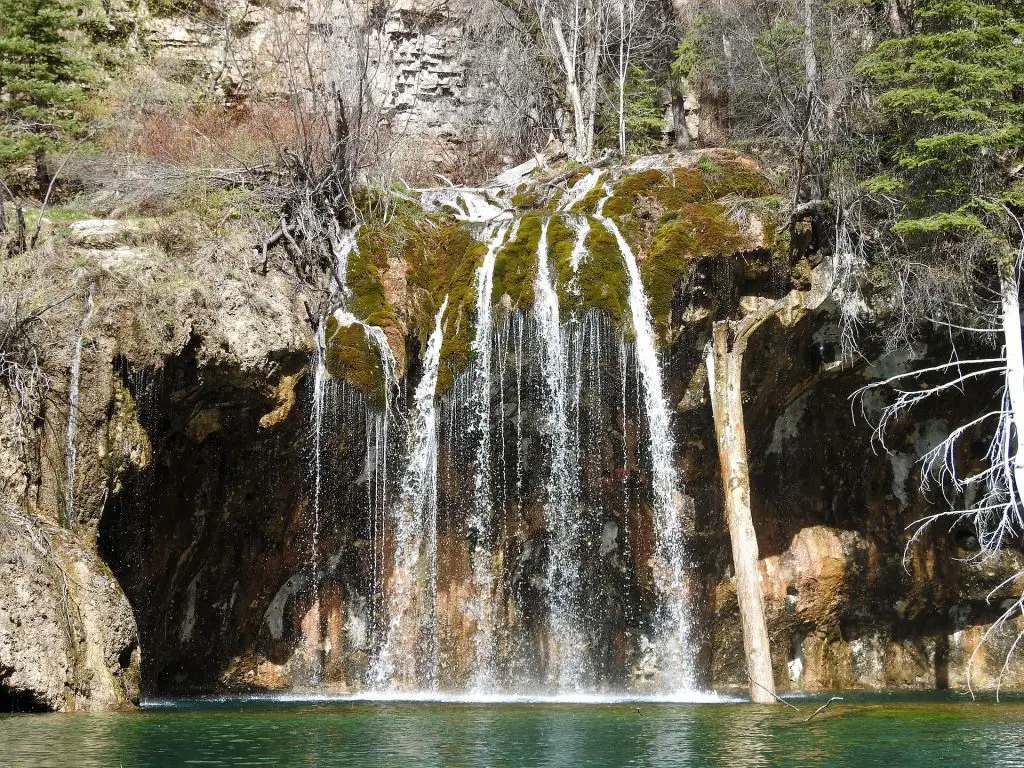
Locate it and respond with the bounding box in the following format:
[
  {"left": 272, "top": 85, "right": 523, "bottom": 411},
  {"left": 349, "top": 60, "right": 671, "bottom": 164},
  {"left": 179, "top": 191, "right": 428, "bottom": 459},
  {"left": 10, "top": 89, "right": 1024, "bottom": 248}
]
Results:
[
  {"left": 6, "top": 155, "right": 1023, "bottom": 707},
  {"left": 95, "top": 310, "right": 668, "bottom": 694},
  {"left": 97, "top": 341, "right": 326, "bottom": 695},
  {"left": 91, "top": 299, "right": 1024, "bottom": 698},
  {"left": 696, "top": 310, "right": 1024, "bottom": 692}
]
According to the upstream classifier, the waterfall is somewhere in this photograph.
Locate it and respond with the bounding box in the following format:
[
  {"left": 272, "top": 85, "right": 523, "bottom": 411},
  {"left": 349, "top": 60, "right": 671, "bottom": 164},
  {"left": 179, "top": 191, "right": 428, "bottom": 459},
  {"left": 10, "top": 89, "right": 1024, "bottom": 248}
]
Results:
[
  {"left": 534, "top": 219, "right": 589, "bottom": 689},
  {"left": 303, "top": 322, "right": 330, "bottom": 682},
  {"left": 371, "top": 296, "right": 449, "bottom": 690},
  {"left": 467, "top": 223, "right": 511, "bottom": 689},
  {"left": 309, "top": 323, "right": 329, "bottom": 567},
  {"left": 596, "top": 188, "right": 695, "bottom": 690},
  {"left": 328, "top": 223, "right": 358, "bottom": 302},
  {"left": 290, "top": 182, "right": 702, "bottom": 695},
  {"left": 64, "top": 283, "right": 94, "bottom": 527},
  {"left": 558, "top": 169, "right": 604, "bottom": 213}
]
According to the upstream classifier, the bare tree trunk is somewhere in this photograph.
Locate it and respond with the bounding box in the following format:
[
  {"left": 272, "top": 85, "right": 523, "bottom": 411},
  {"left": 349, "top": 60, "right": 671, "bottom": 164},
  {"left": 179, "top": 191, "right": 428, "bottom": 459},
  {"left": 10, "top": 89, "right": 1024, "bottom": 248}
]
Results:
[
  {"left": 582, "top": 7, "right": 600, "bottom": 159},
  {"left": 551, "top": 16, "right": 588, "bottom": 160},
  {"left": 13, "top": 207, "right": 27, "bottom": 255},
  {"left": 697, "top": 74, "right": 728, "bottom": 147},
  {"left": 617, "top": 0, "right": 627, "bottom": 155},
  {"left": 1000, "top": 260, "right": 1024, "bottom": 499},
  {"left": 802, "top": 0, "right": 818, "bottom": 91},
  {"left": 707, "top": 320, "right": 776, "bottom": 703},
  {"left": 670, "top": 88, "right": 692, "bottom": 149},
  {"left": 799, "top": 0, "right": 823, "bottom": 200},
  {"left": 887, "top": 0, "right": 905, "bottom": 36}
]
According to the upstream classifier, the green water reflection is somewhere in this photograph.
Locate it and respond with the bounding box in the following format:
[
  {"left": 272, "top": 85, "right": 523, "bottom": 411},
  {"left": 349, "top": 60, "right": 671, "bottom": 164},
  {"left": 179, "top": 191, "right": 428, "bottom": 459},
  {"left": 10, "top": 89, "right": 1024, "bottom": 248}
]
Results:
[{"left": 3, "top": 693, "right": 1024, "bottom": 767}]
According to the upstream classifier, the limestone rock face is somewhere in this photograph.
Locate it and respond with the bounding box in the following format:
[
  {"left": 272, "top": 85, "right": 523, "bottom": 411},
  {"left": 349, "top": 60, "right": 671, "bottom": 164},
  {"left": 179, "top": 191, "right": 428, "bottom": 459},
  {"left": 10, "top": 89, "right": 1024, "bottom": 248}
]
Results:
[
  {"left": 141, "top": 0, "right": 487, "bottom": 174},
  {"left": 0, "top": 519, "right": 139, "bottom": 712},
  {"left": 4, "top": 154, "right": 1024, "bottom": 707}
]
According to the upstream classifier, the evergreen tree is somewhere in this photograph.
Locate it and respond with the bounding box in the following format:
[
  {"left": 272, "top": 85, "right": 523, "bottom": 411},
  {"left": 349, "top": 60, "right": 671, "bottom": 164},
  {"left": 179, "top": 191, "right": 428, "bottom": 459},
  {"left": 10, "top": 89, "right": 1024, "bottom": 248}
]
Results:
[
  {"left": 0, "top": 0, "right": 92, "bottom": 174},
  {"left": 855, "top": 2, "right": 1024, "bottom": 663},
  {"left": 857, "top": 0, "right": 1024, "bottom": 250}
]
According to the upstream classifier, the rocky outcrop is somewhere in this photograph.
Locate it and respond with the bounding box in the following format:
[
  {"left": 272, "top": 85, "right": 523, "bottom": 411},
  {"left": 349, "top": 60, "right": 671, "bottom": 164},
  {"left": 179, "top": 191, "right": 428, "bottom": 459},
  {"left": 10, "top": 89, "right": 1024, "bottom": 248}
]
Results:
[
  {"left": 3, "top": 152, "right": 1023, "bottom": 709},
  {"left": 0, "top": 517, "right": 139, "bottom": 711},
  {"left": 142, "top": 0, "right": 490, "bottom": 172},
  {"left": 0, "top": 222, "right": 313, "bottom": 709},
  {"left": 698, "top": 310, "right": 1024, "bottom": 692}
]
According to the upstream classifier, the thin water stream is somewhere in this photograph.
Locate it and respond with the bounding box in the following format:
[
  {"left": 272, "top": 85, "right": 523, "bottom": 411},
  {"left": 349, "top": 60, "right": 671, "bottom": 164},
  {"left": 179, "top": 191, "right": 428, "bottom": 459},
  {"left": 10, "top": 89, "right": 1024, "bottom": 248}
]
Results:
[
  {"left": 371, "top": 298, "right": 449, "bottom": 690},
  {"left": 64, "top": 283, "right": 95, "bottom": 526}
]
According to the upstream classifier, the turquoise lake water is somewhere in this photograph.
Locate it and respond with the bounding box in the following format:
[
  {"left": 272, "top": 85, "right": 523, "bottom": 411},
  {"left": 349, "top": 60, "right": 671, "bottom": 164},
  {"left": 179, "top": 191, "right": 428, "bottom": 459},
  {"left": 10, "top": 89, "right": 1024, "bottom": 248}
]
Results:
[{"left": 3, "top": 692, "right": 1024, "bottom": 767}]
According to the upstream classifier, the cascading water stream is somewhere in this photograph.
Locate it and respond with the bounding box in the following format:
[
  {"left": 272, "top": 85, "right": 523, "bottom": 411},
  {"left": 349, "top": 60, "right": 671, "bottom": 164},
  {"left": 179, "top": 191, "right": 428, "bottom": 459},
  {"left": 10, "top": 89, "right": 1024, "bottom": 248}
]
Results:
[
  {"left": 565, "top": 215, "right": 591, "bottom": 298},
  {"left": 292, "top": 178, "right": 698, "bottom": 695},
  {"left": 308, "top": 225, "right": 402, "bottom": 681},
  {"left": 304, "top": 323, "right": 331, "bottom": 682},
  {"left": 329, "top": 223, "right": 358, "bottom": 302},
  {"left": 325, "top": 308, "right": 399, "bottom": 651},
  {"left": 64, "top": 283, "right": 94, "bottom": 527},
  {"left": 534, "top": 219, "right": 589, "bottom": 689},
  {"left": 371, "top": 296, "right": 449, "bottom": 690},
  {"left": 467, "top": 223, "right": 511, "bottom": 690},
  {"left": 595, "top": 186, "right": 694, "bottom": 690},
  {"left": 558, "top": 169, "right": 604, "bottom": 213}
]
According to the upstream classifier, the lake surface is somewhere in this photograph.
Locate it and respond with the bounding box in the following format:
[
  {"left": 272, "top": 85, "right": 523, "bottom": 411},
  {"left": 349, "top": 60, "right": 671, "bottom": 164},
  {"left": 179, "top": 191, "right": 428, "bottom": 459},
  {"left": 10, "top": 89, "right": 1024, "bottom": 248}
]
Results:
[{"left": 3, "top": 691, "right": 1024, "bottom": 767}]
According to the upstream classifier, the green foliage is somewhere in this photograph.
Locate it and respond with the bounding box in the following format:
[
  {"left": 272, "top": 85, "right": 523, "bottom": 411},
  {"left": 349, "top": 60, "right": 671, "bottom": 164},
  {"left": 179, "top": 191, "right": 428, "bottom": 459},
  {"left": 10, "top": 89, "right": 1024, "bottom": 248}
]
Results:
[
  {"left": 0, "top": 0, "right": 96, "bottom": 167},
  {"left": 857, "top": 0, "right": 1024, "bottom": 246},
  {"left": 696, "top": 155, "right": 719, "bottom": 175},
  {"left": 598, "top": 65, "right": 665, "bottom": 156},
  {"left": 670, "top": 33, "right": 701, "bottom": 82},
  {"left": 621, "top": 65, "right": 665, "bottom": 156}
]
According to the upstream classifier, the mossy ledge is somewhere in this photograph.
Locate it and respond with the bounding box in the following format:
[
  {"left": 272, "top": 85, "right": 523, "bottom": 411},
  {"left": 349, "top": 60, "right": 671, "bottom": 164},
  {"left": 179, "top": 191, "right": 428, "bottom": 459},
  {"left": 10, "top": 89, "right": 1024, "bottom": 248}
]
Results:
[
  {"left": 324, "top": 316, "right": 387, "bottom": 410},
  {"left": 344, "top": 150, "right": 786, "bottom": 388}
]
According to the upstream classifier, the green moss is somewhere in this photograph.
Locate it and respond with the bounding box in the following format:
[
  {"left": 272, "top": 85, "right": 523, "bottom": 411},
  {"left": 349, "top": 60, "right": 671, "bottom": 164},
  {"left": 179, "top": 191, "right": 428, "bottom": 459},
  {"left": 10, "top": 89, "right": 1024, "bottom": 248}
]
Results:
[
  {"left": 324, "top": 316, "right": 386, "bottom": 409},
  {"left": 601, "top": 168, "right": 711, "bottom": 219},
  {"left": 511, "top": 190, "right": 542, "bottom": 208},
  {"left": 596, "top": 162, "right": 773, "bottom": 225},
  {"left": 42, "top": 206, "right": 91, "bottom": 224},
  {"left": 576, "top": 218, "right": 630, "bottom": 322},
  {"left": 492, "top": 213, "right": 542, "bottom": 310},
  {"left": 549, "top": 214, "right": 578, "bottom": 310},
  {"left": 642, "top": 202, "right": 747, "bottom": 333},
  {"left": 702, "top": 160, "right": 774, "bottom": 199},
  {"left": 343, "top": 228, "right": 402, "bottom": 392},
  {"left": 604, "top": 169, "right": 663, "bottom": 217},
  {"left": 575, "top": 180, "right": 611, "bottom": 216},
  {"left": 437, "top": 231, "right": 487, "bottom": 392},
  {"left": 346, "top": 241, "right": 396, "bottom": 329}
]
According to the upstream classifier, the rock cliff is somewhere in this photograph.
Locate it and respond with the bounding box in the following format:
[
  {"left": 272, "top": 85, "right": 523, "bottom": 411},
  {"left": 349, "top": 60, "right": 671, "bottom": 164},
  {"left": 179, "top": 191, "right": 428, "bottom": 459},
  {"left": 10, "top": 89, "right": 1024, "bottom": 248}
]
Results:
[{"left": 2, "top": 151, "right": 1022, "bottom": 710}]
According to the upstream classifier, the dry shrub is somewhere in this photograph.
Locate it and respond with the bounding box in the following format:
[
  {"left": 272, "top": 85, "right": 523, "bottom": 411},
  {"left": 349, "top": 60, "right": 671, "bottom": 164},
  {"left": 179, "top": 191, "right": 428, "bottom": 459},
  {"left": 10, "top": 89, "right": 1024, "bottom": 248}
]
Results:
[
  {"left": 150, "top": 215, "right": 206, "bottom": 260},
  {"left": 111, "top": 100, "right": 299, "bottom": 170},
  {"left": 431, "top": 138, "right": 508, "bottom": 186}
]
